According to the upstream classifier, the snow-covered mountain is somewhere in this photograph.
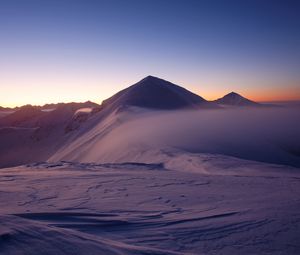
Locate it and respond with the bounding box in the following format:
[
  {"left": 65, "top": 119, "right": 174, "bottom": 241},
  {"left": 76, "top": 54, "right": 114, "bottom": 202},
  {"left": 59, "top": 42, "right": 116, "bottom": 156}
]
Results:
[
  {"left": 214, "top": 92, "right": 260, "bottom": 106},
  {"left": 101, "top": 75, "right": 216, "bottom": 110},
  {"left": 0, "top": 102, "right": 99, "bottom": 168},
  {"left": 0, "top": 105, "right": 45, "bottom": 127},
  {"left": 0, "top": 106, "right": 13, "bottom": 111},
  {"left": 0, "top": 76, "right": 299, "bottom": 168},
  {"left": 0, "top": 76, "right": 216, "bottom": 168},
  {"left": 1, "top": 76, "right": 300, "bottom": 255}
]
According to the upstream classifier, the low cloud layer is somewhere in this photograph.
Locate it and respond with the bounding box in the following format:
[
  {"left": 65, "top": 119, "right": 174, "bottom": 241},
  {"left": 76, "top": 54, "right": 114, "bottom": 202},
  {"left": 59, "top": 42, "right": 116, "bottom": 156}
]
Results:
[{"left": 100, "top": 106, "right": 300, "bottom": 167}]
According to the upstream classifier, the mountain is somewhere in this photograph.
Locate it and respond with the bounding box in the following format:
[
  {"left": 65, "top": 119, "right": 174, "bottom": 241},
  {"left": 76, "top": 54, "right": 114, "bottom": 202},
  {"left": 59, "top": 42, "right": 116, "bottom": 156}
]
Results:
[
  {"left": 0, "top": 106, "right": 13, "bottom": 111},
  {"left": 0, "top": 102, "right": 99, "bottom": 128},
  {"left": 0, "top": 102, "right": 100, "bottom": 168},
  {"left": 40, "top": 101, "right": 99, "bottom": 110},
  {"left": 214, "top": 92, "right": 260, "bottom": 106},
  {"left": 0, "top": 106, "right": 15, "bottom": 119},
  {"left": 0, "top": 105, "right": 45, "bottom": 127},
  {"left": 0, "top": 101, "right": 99, "bottom": 112},
  {"left": 1, "top": 77, "right": 297, "bottom": 169},
  {"left": 101, "top": 75, "right": 214, "bottom": 110}
]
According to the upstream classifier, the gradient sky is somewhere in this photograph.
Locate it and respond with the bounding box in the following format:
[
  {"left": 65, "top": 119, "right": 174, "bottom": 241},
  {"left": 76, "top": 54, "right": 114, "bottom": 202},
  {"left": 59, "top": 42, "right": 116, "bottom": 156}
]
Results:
[{"left": 0, "top": 0, "right": 300, "bottom": 107}]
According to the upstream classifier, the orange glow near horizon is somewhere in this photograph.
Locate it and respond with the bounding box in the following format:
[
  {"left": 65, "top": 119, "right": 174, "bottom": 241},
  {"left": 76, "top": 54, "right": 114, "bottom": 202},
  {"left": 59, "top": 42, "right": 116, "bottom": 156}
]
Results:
[
  {"left": 190, "top": 83, "right": 300, "bottom": 103},
  {"left": 1, "top": 81, "right": 300, "bottom": 108},
  {"left": 200, "top": 89, "right": 300, "bottom": 102},
  {"left": 1, "top": 1, "right": 299, "bottom": 108},
  {"left": 1, "top": 73, "right": 300, "bottom": 107},
  {"left": 246, "top": 88, "right": 300, "bottom": 102}
]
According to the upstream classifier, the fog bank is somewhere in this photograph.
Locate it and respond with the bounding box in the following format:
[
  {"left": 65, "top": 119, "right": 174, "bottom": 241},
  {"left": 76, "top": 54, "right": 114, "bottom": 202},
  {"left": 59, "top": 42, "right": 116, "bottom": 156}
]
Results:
[{"left": 94, "top": 107, "right": 300, "bottom": 167}]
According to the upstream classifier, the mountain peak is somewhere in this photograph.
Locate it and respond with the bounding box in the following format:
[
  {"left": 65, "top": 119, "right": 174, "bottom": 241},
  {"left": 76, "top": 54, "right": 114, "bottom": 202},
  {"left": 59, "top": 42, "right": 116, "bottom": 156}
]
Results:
[
  {"left": 137, "top": 75, "right": 170, "bottom": 86},
  {"left": 227, "top": 92, "right": 241, "bottom": 97},
  {"left": 101, "top": 76, "right": 212, "bottom": 110},
  {"left": 143, "top": 75, "right": 158, "bottom": 80},
  {"left": 215, "top": 92, "right": 259, "bottom": 106}
]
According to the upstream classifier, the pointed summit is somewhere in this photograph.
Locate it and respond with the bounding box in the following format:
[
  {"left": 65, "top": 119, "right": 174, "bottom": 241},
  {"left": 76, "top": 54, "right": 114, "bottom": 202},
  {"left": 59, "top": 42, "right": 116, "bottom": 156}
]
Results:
[
  {"left": 102, "top": 76, "right": 213, "bottom": 110},
  {"left": 135, "top": 75, "right": 172, "bottom": 87},
  {"left": 227, "top": 92, "right": 240, "bottom": 97},
  {"left": 214, "top": 92, "right": 259, "bottom": 106},
  {"left": 141, "top": 75, "right": 158, "bottom": 81}
]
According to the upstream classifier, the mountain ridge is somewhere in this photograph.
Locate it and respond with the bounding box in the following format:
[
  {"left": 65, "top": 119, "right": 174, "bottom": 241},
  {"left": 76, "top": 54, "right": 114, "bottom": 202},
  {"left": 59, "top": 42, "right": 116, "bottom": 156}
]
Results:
[{"left": 0, "top": 77, "right": 275, "bottom": 111}]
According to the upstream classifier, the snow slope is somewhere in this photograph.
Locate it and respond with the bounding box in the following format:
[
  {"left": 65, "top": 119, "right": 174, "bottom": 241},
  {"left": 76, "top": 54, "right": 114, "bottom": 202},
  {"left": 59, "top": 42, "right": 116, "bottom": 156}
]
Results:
[
  {"left": 2, "top": 77, "right": 297, "bottom": 169},
  {"left": 1, "top": 76, "right": 299, "bottom": 254},
  {"left": 50, "top": 106, "right": 300, "bottom": 168},
  {"left": 1, "top": 157, "right": 300, "bottom": 254}
]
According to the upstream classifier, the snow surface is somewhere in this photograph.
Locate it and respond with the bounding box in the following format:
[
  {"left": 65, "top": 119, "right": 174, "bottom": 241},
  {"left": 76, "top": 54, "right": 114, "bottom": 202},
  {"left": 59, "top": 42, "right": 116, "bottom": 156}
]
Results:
[
  {"left": 1, "top": 99, "right": 300, "bottom": 254},
  {"left": 75, "top": 107, "right": 93, "bottom": 115},
  {"left": 41, "top": 108, "right": 55, "bottom": 112},
  {"left": 49, "top": 106, "right": 300, "bottom": 168},
  {"left": 1, "top": 156, "right": 300, "bottom": 254}
]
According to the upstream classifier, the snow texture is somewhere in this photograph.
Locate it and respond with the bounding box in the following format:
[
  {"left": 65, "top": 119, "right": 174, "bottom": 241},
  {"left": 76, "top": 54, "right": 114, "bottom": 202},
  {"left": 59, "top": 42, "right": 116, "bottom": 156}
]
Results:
[{"left": 0, "top": 157, "right": 300, "bottom": 254}]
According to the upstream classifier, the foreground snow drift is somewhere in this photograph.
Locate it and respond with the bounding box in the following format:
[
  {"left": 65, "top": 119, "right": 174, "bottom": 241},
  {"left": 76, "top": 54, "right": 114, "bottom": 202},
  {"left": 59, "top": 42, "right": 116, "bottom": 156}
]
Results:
[
  {"left": 0, "top": 215, "right": 182, "bottom": 255},
  {"left": 1, "top": 154, "right": 300, "bottom": 254}
]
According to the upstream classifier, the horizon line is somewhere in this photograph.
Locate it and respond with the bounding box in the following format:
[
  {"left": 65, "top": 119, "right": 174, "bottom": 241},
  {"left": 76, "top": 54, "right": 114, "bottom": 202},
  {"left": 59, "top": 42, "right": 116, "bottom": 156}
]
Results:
[
  {"left": 2, "top": 98, "right": 300, "bottom": 109},
  {"left": 1, "top": 76, "right": 300, "bottom": 108}
]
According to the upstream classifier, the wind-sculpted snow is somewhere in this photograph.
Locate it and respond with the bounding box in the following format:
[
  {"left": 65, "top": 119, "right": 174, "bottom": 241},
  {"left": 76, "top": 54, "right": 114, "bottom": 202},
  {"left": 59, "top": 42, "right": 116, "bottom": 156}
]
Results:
[
  {"left": 0, "top": 215, "right": 184, "bottom": 255},
  {"left": 1, "top": 157, "right": 300, "bottom": 254}
]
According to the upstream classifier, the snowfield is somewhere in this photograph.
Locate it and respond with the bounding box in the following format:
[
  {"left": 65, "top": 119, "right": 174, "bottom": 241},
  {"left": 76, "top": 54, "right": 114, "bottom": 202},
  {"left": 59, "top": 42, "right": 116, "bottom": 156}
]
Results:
[
  {"left": 49, "top": 106, "right": 300, "bottom": 168},
  {"left": 1, "top": 154, "right": 300, "bottom": 255}
]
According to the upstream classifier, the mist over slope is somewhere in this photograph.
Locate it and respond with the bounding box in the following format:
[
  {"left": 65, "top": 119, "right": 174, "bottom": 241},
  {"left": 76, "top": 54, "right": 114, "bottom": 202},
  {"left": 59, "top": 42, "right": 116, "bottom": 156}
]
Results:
[
  {"left": 50, "top": 106, "right": 300, "bottom": 168},
  {"left": 0, "top": 76, "right": 299, "bottom": 168},
  {"left": 1, "top": 77, "right": 300, "bottom": 255}
]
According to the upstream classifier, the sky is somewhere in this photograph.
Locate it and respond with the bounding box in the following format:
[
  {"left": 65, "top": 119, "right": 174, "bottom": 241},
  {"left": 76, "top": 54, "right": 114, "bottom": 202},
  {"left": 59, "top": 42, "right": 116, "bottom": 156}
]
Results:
[{"left": 0, "top": 0, "right": 299, "bottom": 107}]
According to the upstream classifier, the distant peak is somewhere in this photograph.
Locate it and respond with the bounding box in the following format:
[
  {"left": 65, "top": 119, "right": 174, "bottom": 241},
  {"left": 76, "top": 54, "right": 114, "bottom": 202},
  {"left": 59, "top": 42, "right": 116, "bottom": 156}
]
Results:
[
  {"left": 226, "top": 92, "right": 242, "bottom": 97},
  {"left": 215, "top": 91, "right": 258, "bottom": 106}
]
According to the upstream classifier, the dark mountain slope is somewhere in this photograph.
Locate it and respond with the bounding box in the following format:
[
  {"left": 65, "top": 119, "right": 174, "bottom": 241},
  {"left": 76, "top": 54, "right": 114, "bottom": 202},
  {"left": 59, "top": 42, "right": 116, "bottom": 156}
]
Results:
[
  {"left": 102, "top": 75, "right": 214, "bottom": 110},
  {"left": 214, "top": 92, "right": 260, "bottom": 106}
]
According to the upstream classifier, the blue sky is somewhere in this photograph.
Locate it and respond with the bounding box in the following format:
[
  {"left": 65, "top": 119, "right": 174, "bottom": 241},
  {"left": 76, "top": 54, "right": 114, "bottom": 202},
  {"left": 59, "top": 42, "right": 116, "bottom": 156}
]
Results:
[{"left": 0, "top": 0, "right": 299, "bottom": 106}]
